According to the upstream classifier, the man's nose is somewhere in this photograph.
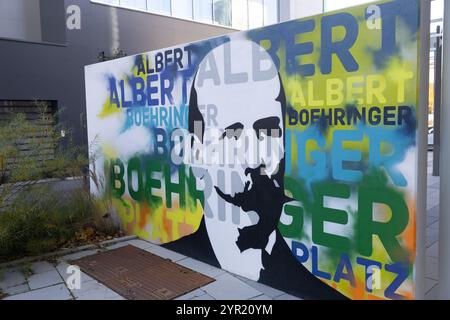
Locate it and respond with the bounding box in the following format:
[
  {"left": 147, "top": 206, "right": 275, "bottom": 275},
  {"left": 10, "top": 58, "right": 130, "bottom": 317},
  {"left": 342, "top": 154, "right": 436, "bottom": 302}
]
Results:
[{"left": 244, "top": 164, "right": 266, "bottom": 178}]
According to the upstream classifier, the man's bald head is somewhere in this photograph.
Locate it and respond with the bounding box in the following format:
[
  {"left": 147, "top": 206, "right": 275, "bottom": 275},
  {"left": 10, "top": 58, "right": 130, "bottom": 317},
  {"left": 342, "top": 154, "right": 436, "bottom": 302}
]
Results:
[{"left": 188, "top": 39, "right": 286, "bottom": 143}]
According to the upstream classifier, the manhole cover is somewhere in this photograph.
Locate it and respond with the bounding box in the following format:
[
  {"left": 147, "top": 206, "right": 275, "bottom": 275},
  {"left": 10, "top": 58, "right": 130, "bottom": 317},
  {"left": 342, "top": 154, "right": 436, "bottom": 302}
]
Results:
[{"left": 71, "top": 245, "right": 215, "bottom": 300}]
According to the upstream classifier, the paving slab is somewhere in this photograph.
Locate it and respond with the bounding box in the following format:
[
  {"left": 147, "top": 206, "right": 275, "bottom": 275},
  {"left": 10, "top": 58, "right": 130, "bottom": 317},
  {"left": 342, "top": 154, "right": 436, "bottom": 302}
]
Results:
[
  {"left": 191, "top": 294, "right": 215, "bottom": 300},
  {"left": 427, "top": 227, "right": 439, "bottom": 243},
  {"left": 70, "top": 280, "right": 123, "bottom": 300},
  {"left": 428, "top": 220, "right": 439, "bottom": 230},
  {"left": 274, "top": 293, "right": 301, "bottom": 300},
  {"left": 175, "top": 289, "right": 206, "bottom": 300},
  {"left": 177, "top": 258, "right": 226, "bottom": 278},
  {"left": 143, "top": 245, "right": 187, "bottom": 262},
  {"left": 426, "top": 242, "right": 439, "bottom": 258},
  {"left": 427, "top": 205, "right": 439, "bottom": 217},
  {"left": 250, "top": 294, "right": 273, "bottom": 300},
  {"left": 28, "top": 269, "right": 63, "bottom": 290},
  {"left": 124, "top": 239, "right": 154, "bottom": 250},
  {"left": 59, "top": 249, "right": 100, "bottom": 262},
  {"left": 202, "top": 273, "right": 261, "bottom": 300},
  {"left": 426, "top": 234, "right": 439, "bottom": 248},
  {"left": 426, "top": 215, "right": 439, "bottom": 227},
  {"left": 30, "top": 261, "right": 55, "bottom": 274},
  {"left": 235, "top": 275, "right": 284, "bottom": 298},
  {"left": 426, "top": 256, "right": 439, "bottom": 281},
  {"left": 425, "top": 284, "right": 439, "bottom": 300},
  {"left": 0, "top": 268, "right": 27, "bottom": 289},
  {"left": 103, "top": 242, "right": 130, "bottom": 250},
  {"left": 4, "top": 284, "right": 72, "bottom": 300},
  {"left": 3, "top": 283, "right": 29, "bottom": 296},
  {"left": 429, "top": 182, "right": 440, "bottom": 190},
  {"left": 425, "top": 278, "right": 438, "bottom": 294},
  {"left": 428, "top": 195, "right": 440, "bottom": 208}
]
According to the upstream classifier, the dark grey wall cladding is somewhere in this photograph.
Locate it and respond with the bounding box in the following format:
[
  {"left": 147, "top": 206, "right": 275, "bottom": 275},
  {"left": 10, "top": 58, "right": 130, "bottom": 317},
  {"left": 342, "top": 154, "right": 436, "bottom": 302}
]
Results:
[
  {"left": 0, "top": 0, "right": 234, "bottom": 151},
  {"left": 40, "top": 0, "right": 67, "bottom": 44}
]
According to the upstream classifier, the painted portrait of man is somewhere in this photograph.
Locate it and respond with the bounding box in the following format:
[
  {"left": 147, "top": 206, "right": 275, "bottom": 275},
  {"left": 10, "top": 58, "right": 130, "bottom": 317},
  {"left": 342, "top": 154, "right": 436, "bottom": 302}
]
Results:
[{"left": 163, "top": 38, "right": 346, "bottom": 300}]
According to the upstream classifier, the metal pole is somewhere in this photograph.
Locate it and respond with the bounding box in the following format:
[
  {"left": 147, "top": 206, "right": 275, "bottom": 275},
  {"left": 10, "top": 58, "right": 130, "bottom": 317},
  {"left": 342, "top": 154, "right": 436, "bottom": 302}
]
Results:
[
  {"left": 439, "top": 0, "right": 450, "bottom": 300},
  {"left": 433, "top": 26, "right": 442, "bottom": 176}
]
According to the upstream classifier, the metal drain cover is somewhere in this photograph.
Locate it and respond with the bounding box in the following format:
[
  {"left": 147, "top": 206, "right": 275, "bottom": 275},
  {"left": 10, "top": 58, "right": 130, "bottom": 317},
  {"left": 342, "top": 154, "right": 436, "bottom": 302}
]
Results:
[{"left": 71, "top": 245, "right": 215, "bottom": 300}]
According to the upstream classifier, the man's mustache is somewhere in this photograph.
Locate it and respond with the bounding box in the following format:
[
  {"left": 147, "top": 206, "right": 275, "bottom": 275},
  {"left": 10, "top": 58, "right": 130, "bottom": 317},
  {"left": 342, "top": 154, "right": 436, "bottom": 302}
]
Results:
[
  {"left": 214, "top": 180, "right": 252, "bottom": 207},
  {"left": 213, "top": 165, "right": 291, "bottom": 252},
  {"left": 214, "top": 166, "right": 291, "bottom": 211}
]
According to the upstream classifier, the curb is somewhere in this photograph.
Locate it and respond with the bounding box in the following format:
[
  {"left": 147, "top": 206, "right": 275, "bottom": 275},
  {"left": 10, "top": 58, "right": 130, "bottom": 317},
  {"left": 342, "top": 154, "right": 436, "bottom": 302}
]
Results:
[{"left": 0, "top": 235, "right": 138, "bottom": 269}]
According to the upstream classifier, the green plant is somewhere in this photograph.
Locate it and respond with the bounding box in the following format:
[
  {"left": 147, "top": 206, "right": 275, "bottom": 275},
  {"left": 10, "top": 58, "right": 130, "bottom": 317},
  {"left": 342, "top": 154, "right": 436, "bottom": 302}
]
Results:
[
  {"left": 0, "top": 101, "right": 121, "bottom": 262},
  {"left": 0, "top": 185, "right": 120, "bottom": 261},
  {"left": 20, "top": 263, "right": 34, "bottom": 279},
  {"left": 97, "top": 48, "right": 127, "bottom": 62},
  {"left": 0, "top": 101, "right": 87, "bottom": 206},
  {"left": 0, "top": 288, "right": 6, "bottom": 299},
  {"left": 47, "top": 257, "right": 59, "bottom": 267}
]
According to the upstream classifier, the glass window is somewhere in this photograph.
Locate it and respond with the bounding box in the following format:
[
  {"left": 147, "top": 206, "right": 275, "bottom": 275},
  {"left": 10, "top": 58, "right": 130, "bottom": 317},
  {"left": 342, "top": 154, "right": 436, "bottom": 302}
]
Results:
[
  {"left": 120, "top": 0, "right": 147, "bottom": 10},
  {"left": 324, "top": 0, "right": 373, "bottom": 12},
  {"left": 172, "top": 0, "right": 193, "bottom": 19},
  {"left": 248, "top": 0, "right": 263, "bottom": 29},
  {"left": 146, "top": 0, "right": 171, "bottom": 14},
  {"left": 93, "top": 0, "right": 120, "bottom": 5},
  {"left": 431, "top": 0, "right": 444, "bottom": 21},
  {"left": 213, "top": 0, "right": 231, "bottom": 26},
  {"left": 0, "top": 0, "right": 43, "bottom": 42},
  {"left": 0, "top": 0, "right": 65, "bottom": 44},
  {"left": 231, "top": 0, "right": 248, "bottom": 30},
  {"left": 431, "top": 21, "right": 443, "bottom": 34},
  {"left": 193, "top": 0, "right": 213, "bottom": 23},
  {"left": 263, "top": 0, "right": 278, "bottom": 26}
]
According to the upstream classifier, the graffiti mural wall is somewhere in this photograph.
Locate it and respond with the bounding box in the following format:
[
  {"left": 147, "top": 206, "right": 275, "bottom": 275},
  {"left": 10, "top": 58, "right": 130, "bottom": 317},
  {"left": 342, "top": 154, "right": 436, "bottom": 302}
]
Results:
[{"left": 85, "top": 0, "right": 424, "bottom": 300}]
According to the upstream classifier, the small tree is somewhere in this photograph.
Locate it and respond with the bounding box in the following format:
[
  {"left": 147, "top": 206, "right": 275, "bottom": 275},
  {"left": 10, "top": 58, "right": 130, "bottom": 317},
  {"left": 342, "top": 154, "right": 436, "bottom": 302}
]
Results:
[{"left": 97, "top": 48, "right": 127, "bottom": 62}]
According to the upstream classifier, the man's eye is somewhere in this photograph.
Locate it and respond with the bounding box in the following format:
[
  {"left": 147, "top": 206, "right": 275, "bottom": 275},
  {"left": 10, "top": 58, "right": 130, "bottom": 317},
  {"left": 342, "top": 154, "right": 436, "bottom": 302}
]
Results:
[
  {"left": 257, "top": 129, "right": 281, "bottom": 140},
  {"left": 221, "top": 128, "right": 243, "bottom": 140},
  {"left": 221, "top": 122, "right": 244, "bottom": 140}
]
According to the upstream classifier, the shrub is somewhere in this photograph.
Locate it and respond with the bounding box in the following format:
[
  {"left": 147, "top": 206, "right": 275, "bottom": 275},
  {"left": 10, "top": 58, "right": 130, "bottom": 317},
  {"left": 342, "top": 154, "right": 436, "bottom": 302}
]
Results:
[
  {"left": 0, "top": 184, "right": 121, "bottom": 261},
  {"left": 0, "top": 101, "right": 121, "bottom": 262}
]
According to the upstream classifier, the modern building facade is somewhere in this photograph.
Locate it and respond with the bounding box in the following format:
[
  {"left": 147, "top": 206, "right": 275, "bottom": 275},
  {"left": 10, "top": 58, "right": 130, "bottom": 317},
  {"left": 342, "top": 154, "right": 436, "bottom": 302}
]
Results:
[
  {"left": 0, "top": 0, "right": 443, "bottom": 148},
  {"left": 0, "top": 0, "right": 239, "bottom": 148}
]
